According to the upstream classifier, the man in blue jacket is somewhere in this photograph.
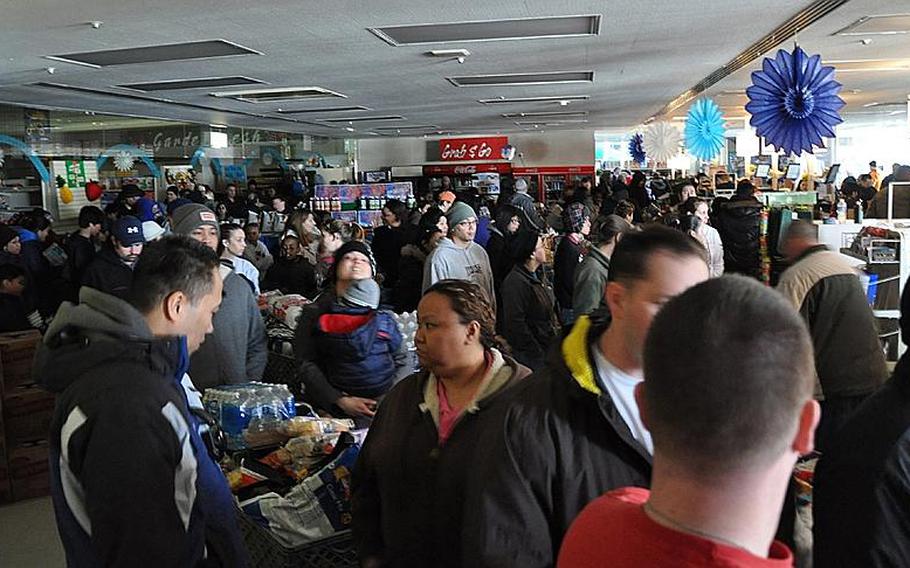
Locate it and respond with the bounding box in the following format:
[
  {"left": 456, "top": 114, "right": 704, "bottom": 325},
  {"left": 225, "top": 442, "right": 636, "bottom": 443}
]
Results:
[{"left": 36, "top": 236, "right": 248, "bottom": 567}]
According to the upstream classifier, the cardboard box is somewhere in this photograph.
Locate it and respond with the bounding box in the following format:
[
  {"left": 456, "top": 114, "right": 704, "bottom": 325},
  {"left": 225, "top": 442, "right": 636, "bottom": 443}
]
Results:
[
  {"left": 3, "top": 383, "right": 55, "bottom": 445},
  {"left": 8, "top": 440, "right": 49, "bottom": 479},
  {"left": 0, "top": 330, "right": 41, "bottom": 389}
]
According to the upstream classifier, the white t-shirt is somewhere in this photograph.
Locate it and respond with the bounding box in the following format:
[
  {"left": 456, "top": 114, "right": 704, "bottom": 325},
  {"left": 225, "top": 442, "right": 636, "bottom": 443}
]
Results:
[{"left": 592, "top": 348, "right": 653, "bottom": 455}]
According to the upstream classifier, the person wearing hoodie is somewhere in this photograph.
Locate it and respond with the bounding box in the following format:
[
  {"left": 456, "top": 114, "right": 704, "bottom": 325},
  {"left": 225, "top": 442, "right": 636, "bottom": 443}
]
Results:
[
  {"left": 422, "top": 201, "right": 495, "bottom": 305},
  {"left": 36, "top": 236, "right": 248, "bottom": 568},
  {"left": 171, "top": 203, "right": 267, "bottom": 391},
  {"left": 80, "top": 216, "right": 145, "bottom": 300},
  {"left": 394, "top": 208, "right": 447, "bottom": 313},
  {"left": 312, "top": 278, "right": 408, "bottom": 424},
  {"left": 573, "top": 215, "right": 631, "bottom": 317},
  {"left": 15, "top": 211, "right": 58, "bottom": 313},
  {"left": 353, "top": 279, "right": 531, "bottom": 567},
  {"left": 501, "top": 230, "right": 560, "bottom": 372},
  {"left": 371, "top": 198, "right": 411, "bottom": 290}
]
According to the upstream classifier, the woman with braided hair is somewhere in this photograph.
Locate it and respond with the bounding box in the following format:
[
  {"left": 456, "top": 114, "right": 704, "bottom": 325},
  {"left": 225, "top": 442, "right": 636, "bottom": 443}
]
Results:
[{"left": 352, "top": 279, "right": 531, "bottom": 567}]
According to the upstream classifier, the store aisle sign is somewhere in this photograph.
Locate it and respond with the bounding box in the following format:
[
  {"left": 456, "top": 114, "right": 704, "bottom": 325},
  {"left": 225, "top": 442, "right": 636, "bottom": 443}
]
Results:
[
  {"left": 439, "top": 137, "right": 508, "bottom": 161},
  {"left": 64, "top": 160, "right": 87, "bottom": 188}
]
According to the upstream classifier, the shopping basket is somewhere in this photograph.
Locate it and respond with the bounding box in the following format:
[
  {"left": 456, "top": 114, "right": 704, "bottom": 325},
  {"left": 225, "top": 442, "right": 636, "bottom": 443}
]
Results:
[{"left": 237, "top": 509, "right": 357, "bottom": 567}]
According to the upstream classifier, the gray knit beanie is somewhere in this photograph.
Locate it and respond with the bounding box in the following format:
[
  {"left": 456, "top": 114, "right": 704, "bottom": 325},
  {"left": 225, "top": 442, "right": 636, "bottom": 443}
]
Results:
[{"left": 171, "top": 203, "right": 219, "bottom": 235}]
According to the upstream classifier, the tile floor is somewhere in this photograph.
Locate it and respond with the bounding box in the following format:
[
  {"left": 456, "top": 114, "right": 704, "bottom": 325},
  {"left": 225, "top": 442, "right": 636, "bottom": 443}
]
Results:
[{"left": 0, "top": 497, "right": 65, "bottom": 567}]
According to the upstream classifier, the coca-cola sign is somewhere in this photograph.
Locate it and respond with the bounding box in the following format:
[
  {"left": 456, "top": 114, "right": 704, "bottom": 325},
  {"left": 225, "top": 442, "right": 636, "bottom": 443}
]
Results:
[{"left": 439, "top": 136, "right": 508, "bottom": 161}]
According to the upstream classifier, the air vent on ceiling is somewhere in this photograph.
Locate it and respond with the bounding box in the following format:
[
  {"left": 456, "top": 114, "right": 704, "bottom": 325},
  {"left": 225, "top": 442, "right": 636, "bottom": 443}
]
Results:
[
  {"left": 321, "top": 115, "right": 406, "bottom": 123},
  {"left": 479, "top": 95, "right": 590, "bottom": 104},
  {"left": 654, "top": 0, "right": 849, "bottom": 118},
  {"left": 374, "top": 124, "right": 439, "bottom": 131},
  {"left": 277, "top": 106, "right": 371, "bottom": 114},
  {"left": 835, "top": 14, "right": 910, "bottom": 35},
  {"left": 501, "top": 110, "right": 588, "bottom": 119},
  {"left": 211, "top": 86, "right": 347, "bottom": 103},
  {"left": 369, "top": 14, "right": 600, "bottom": 46},
  {"left": 448, "top": 71, "right": 593, "bottom": 87},
  {"left": 46, "top": 39, "right": 262, "bottom": 68},
  {"left": 117, "top": 76, "right": 266, "bottom": 92}
]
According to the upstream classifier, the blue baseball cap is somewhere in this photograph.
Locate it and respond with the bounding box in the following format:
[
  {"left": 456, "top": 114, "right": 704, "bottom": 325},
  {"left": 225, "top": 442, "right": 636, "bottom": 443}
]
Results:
[{"left": 112, "top": 216, "right": 145, "bottom": 246}]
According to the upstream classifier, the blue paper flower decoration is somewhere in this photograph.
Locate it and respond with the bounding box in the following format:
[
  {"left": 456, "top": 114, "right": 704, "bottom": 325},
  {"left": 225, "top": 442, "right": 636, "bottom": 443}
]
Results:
[
  {"left": 685, "top": 98, "right": 726, "bottom": 161},
  {"left": 745, "top": 46, "right": 845, "bottom": 156},
  {"left": 628, "top": 133, "right": 646, "bottom": 164}
]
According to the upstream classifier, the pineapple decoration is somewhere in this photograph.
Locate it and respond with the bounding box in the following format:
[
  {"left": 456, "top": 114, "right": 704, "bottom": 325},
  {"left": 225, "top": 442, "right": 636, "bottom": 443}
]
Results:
[{"left": 56, "top": 175, "right": 74, "bottom": 205}]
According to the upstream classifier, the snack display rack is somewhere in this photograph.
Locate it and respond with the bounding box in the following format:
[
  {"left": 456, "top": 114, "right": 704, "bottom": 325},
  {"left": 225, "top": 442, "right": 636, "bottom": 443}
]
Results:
[{"left": 310, "top": 182, "right": 413, "bottom": 229}]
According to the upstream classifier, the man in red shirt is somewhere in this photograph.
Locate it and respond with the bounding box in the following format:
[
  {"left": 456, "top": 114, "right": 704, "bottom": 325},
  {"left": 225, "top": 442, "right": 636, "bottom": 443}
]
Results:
[{"left": 559, "top": 276, "right": 820, "bottom": 567}]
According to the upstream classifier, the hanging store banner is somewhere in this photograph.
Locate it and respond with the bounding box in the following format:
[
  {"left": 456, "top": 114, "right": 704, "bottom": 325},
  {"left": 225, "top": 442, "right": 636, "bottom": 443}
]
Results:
[{"left": 439, "top": 136, "right": 508, "bottom": 162}]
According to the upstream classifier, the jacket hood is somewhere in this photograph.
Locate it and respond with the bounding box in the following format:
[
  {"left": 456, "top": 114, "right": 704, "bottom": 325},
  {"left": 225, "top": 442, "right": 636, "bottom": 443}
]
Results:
[
  {"left": 400, "top": 243, "right": 427, "bottom": 262},
  {"left": 560, "top": 313, "right": 613, "bottom": 396},
  {"left": 421, "top": 349, "right": 531, "bottom": 426},
  {"left": 34, "top": 287, "right": 173, "bottom": 393},
  {"left": 316, "top": 305, "right": 384, "bottom": 359}
]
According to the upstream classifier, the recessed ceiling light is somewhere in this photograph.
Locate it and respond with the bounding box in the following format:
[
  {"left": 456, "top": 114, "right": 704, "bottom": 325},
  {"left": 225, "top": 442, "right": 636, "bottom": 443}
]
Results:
[
  {"left": 320, "top": 115, "right": 406, "bottom": 123},
  {"left": 501, "top": 110, "right": 587, "bottom": 119},
  {"left": 370, "top": 15, "right": 601, "bottom": 46},
  {"left": 211, "top": 86, "right": 347, "bottom": 103},
  {"left": 345, "top": 127, "right": 355, "bottom": 132},
  {"left": 118, "top": 76, "right": 266, "bottom": 92},
  {"left": 479, "top": 95, "right": 590, "bottom": 104},
  {"left": 835, "top": 14, "right": 910, "bottom": 36},
  {"left": 46, "top": 39, "right": 262, "bottom": 68},
  {"left": 863, "top": 102, "right": 880, "bottom": 107},
  {"left": 448, "top": 70, "right": 594, "bottom": 87}
]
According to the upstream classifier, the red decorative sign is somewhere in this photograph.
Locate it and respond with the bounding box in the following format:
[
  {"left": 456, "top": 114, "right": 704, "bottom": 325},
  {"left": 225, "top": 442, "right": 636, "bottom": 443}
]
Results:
[
  {"left": 512, "top": 165, "right": 595, "bottom": 175},
  {"left": 424, "top": 163, "right": 512, "bottom": 175},
  {"left": 439, "top": 136, "right": 508, "bottom": 162}
]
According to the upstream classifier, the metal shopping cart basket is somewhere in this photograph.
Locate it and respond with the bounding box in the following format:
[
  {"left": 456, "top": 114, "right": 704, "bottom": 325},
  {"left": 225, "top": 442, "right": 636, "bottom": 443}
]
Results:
[{"left": 237, "top": 509, "right": 357, "bottom": 567}]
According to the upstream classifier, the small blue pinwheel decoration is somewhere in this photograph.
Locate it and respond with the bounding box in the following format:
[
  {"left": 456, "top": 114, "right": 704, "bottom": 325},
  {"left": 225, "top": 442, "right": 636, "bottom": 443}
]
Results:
[
  {"left": 745, "top": 45, "right": 845, "bottom": 156},
  {"left": 628, "top": 133, "right": 646, "bottom": 164},
  {"left": 685, "top": 98, "right": 726, "bottom": 161}
]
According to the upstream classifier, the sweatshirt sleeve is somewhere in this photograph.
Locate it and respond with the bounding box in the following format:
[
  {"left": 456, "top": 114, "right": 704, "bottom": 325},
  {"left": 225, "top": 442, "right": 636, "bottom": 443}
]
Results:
[
  {"left": 244, "top": 289, "right": 268, "bottom": 380},
  {"left": 293, "top": 304, "right": 344, "bottom": 409},
  {"left": 78, "top": 400, "right": 194, "bottom": 566},
  {"left": 422, "top": 251, "right": 443, "bottom": 292}
]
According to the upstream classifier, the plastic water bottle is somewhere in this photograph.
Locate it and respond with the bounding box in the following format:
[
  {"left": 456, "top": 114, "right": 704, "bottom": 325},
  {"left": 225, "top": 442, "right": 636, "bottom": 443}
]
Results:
[
  {"left": 836, "top": 198, "right": 847, "bottom": 223},
  {"left": 855, "top": 200, "right": 864, "bottom": 224}
]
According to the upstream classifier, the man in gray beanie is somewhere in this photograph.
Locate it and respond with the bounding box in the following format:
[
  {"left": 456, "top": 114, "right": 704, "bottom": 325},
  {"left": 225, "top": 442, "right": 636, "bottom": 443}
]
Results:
[
  {"left": 172, "top": 203, "right": 267, "bottom": 391},
  {"left": 422, "top": 200, "right": 495, "bottom": 305}
]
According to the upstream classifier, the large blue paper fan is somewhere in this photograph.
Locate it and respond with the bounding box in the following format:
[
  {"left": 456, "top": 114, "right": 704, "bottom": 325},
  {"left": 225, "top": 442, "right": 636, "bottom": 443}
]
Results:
[
  {"left": 628, "top": 133, "right": 646, "bottom": 164},
  {"left": 685, "top": 98, "right": 726, "bottom": 161},
  {"left": 745, "top": 46, "right": 845, "bottom": 156}
]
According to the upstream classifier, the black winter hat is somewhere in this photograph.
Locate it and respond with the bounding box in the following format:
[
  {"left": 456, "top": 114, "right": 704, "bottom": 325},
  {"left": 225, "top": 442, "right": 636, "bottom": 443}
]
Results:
[
  {"left": 508, "top": 229, "right": 540, "bottom": 264},
  {"left": 333, "top": 240, "right": 376, "bottom": 277}
]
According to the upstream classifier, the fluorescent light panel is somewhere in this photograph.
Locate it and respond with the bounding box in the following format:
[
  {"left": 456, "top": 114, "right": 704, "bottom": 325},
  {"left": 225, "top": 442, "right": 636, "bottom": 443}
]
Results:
[
  {"left": 211, "top": 86, "right": 347, "bottom": 103},
  {"left": 46, "top": 39, "right": 262, "bottom": 67},
  {"left": 479, "top": 95, "right": 590, "bottom": 104},
  {"left": 321, "top": 115, "right": 406, "bottom": 123},
  {"left": 276, "top": 106, "right": 371, "bottom": 114},
  {"left": 501, "top": 110, "right": 588, "bottom": 119},
  {"left": 448, "top": 71, "right": 594, "bottom": 87},
  {"left": 117, "top": 76, "right": 266, "bottom": 92},
  {"left": 835, "top": 14, "right": 910, "bottom": 35},
  {"left": 369, "top": 15, "right": 600, "bottom": 46}
]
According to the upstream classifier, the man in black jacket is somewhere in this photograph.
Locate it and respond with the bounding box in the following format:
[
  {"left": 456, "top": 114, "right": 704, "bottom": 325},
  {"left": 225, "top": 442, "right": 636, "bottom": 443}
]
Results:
[
  {"left": 37, "top": 236, "right": 248, "bottom": 567},
  {"left": 813, "top": 280, "right": 910, "bottom": 567},
  {"left": 463, "top": 225, "right": 709, "bottom": 567},
  {"left": 715, "top": 180, "right": 763, "bottom": 280},
  {"left": 80, "top": 215, "right": 145, "bottom": 300},
  {"left": 63, "top": 205, "right": 105, "bottom": 299},
  {"left": 777, "top": 220, "right": 888, "bottom": 451}
]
